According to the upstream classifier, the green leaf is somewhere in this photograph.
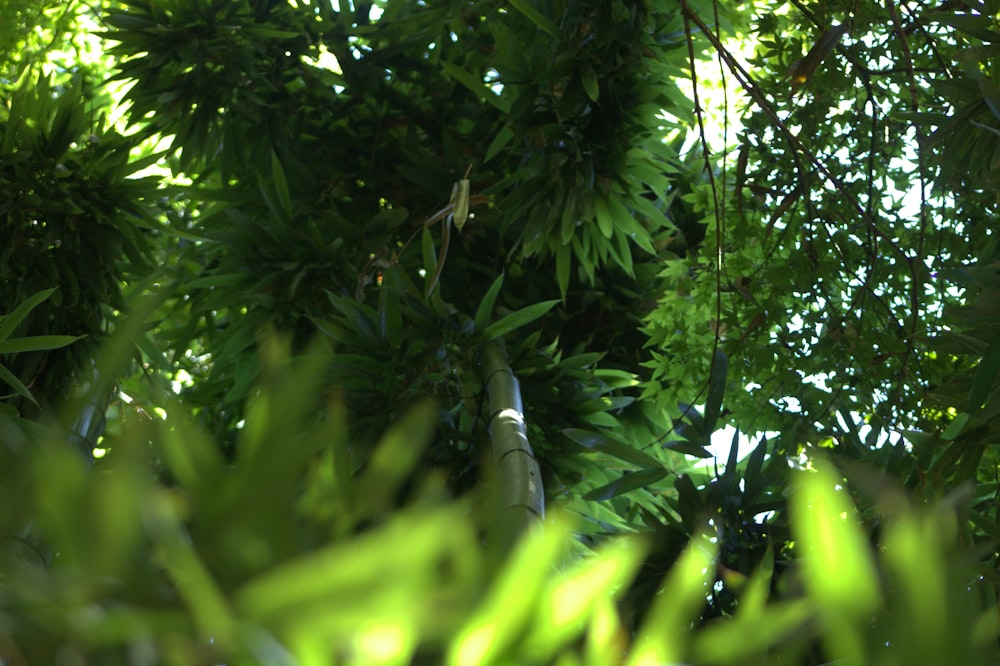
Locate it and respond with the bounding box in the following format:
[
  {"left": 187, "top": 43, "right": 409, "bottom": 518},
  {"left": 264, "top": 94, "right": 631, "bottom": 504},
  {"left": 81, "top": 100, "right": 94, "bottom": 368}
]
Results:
[
  {"left": 242, "top": 25, "right": 303, "bottom": 39},
  {"left": 0, "top": 362, "right": 38, "bottom": 406},
  {"left": 791, "top": 461, "right": 881, "bottom": 616},
  {"left": 524, "top": 534, "right": 647, "bottom": 660},
  {"left": 441, "top": 62, "right": 510, "bottom": 113},
  {"left": 580, "top": 65, "right": 599, "bottom": 103},
  {"left": 449, "top": 517, "right": 573, "bottom": 666},
  {"left": 594, "top": 193, "right": 615, "bottom": 239},
  {"left": 725, "top": 427, "right": 740, "bottom": 471},
  {"left": 482, "top": 300, "right": 559, "bottom": 340},
  {"left": 354, "top": 399, "right": 437, "bottom": 519},
  {"left": 970, "top": 335, "right": 1000, "bottom": 412},
  {"left": 0, "top": 288, "right": 58, "bottom": 341},
  {"left": 237, "top": 504, "right": 476, "bottom": 624},
  {"left": 663, "top": 439, "right": 712, "bottom": 458},
  {"left": 612, "top": 228, "right": 634, "bottom": 276},
  {"left": 270, "top": 150, "right": 293, "bottom": 220},
  {"left": 583, "top": 468, "right": 668, "bottom": 500},
  {"left": 135, "top": 332, "right": 173, "bottom": 372},
  {"left": 474, "top": 274, "right": 505, "bottom": 331},
  {"left": 328, "top": 297, "right": 377, "bottom": 340},
  {"left": 377, "top": 277, "right": 402, "bottom": 343},
  {"left": 629, "top": 529, "right": 718, "bottom": 665},
  {"left": 942, "top": 411, "right": 970, "bottom": 440},
  {"left": 366, "top": 206, "right": 410, "bottom": 234},
  {"left": 563, "top": 428, "right": 664, "bottom": 468},
  {"left": 0, "top": 335, "right": 84, "bottom": 354},
  {"left": 703, "top": 348, "right": 728, "bottom": 435},
  {"left": 421, "top": 227, "right": 438, "bottom": 291},
  {"left": 693, "top": 598, "right": 812, "bottom": 664},
  {"left": 745, "top": 435, "right": 768, "bottom": 486},
  {"left": 931, "top": 13, "right": 1000, "bottom": 42},
  {"left": 145, "top": 491, "right": 236, "bottom": 646},
  {"left": 507, "top": 0, "right": 558, "bottom": 37},
  {"left": 556, "top": 243, "right": 571, "bottom": 298},
  {"left": 484, "top": 125, "right": 515, "bottom": 164}
]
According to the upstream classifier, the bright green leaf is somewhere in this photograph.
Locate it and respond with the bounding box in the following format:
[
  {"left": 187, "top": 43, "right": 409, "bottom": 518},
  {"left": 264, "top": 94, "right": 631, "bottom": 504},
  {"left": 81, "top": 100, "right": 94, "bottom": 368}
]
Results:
[{"left": 791, "top": 461, "right": 881, "bottom": 617}]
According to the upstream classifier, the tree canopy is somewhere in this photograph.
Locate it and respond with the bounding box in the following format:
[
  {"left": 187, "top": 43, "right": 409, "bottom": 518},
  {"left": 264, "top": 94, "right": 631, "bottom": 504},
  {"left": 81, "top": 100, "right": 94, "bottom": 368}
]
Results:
[{"left": 1, "top": 0, "right": 999, "bottom": 664}]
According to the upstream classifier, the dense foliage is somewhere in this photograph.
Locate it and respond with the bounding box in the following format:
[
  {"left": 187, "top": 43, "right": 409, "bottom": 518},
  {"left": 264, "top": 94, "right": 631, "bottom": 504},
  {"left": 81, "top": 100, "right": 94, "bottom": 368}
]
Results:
[{"left": 1, "top": 0, "right": 999, "bottom": 664}]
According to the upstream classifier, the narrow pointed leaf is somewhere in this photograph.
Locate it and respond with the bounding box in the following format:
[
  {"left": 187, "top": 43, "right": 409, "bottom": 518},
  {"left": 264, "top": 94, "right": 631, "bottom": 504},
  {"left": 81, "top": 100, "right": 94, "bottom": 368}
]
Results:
[
  {"left": 482, "top": 300, "right": 559, "bottom": 340},
  {"left": 0, "top": 335, "right": 84, "bottom": 354},
  {"left": 270, "top": 151, "right": 293, "bottom": 220},
  {"left": 474, "top": 274, "right": 505, "bottom": 331},
  {"left": 703, "top": 348, "right": 728, "bottom": 435},
  {"left": 563, "top": 428, "right": 662, "bottom": 468},
  {"left": 0, "top": 362, "right": 39, "bottom": 406},
  {"left": 583, "top": 468, "right": 668, "bottom": 501},
  {"left": 507, "top": 0, "right": 558, "bottom": 37},
  {"left": 0, "top": 288, "right": 58, "bottom": 341}
]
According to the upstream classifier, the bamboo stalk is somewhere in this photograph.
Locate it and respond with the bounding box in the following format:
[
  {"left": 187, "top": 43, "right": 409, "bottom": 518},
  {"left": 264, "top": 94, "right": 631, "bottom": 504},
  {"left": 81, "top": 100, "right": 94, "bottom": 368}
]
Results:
[{"left": 482, "top": 339, "right": 544, "bottom": 547}]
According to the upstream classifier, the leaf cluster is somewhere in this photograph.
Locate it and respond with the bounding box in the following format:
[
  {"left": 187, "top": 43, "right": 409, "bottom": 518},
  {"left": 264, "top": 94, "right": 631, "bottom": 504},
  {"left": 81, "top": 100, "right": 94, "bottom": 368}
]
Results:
[
  {"left": 0, "top": 71, "right": 163, "bottom": 416},
  {"left": 0, "top": 345, "right": 995, "bottom": 664}
]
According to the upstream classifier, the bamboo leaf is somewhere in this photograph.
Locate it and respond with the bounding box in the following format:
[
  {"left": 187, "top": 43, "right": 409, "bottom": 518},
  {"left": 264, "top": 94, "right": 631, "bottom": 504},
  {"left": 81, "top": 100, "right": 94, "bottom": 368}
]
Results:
[
  {"left": 0, "top": 288, "right": 58, "bottom": 341},
  {"left": 474, "top": 274, "right": 505, "bottom": 331},
  {"left": 792, "top": 460, "right": 881, "bottom": 616},
  {"left": 594, "top": 193, "right": 614, "bottom": 239},
  {"left": 663, "top": 439, "right": 712, "bottom": 458},
  {"left": 703, "top": 348, "right": 728, "bottom": 435},
  {"left": 583, "top": 468, "right": 668, "bottom": 501},
  {"left": 725, "top": 427, "right": 740, "bottom": 471},
  {"left": 563, "top": 428, "right": 663, "bottom": 468},
  {"left": 482, "top": 300, "right": 559, "bottom": 340},
  {"left": 628, "top": 530, "right": 718, "bottom": 665},
  {"left": 0, "top": 335, "right": 84, "bottom": 354},
  {"left": 970, "top": 335, "right": 1000, "bottom": 412},
  {"left": 441, "top": 62, "right": 510, "bottom": 112},
  {"left": 507, "top": 0, "right": 558, "bottom": 37},
  {"left": 484, "top": 125, "right": 514, "bottom": 163},
  {"left": 556, "top": 242, "right": 571, "bottom": 298},
  {"left": 580, "top": 65, "right": 599, "bottom": 102},
  {"left": 270, "top": 151, "right": 293, "bottom": 220},
  {"left": 0, "top": 362, "right": 39, "bottom": 406}
]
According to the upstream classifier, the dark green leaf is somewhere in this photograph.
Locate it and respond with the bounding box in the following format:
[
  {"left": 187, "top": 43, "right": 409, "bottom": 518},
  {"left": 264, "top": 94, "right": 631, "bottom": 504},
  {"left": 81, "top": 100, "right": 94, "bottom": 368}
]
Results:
[
  {"left": 484, "top": 126, "right": 515, "bottom": 164},
  {"left": 725, "top": 427, "right": 740, "bottom": 471},
  {"left": 507, "top": 0, "right": 558, "bottom": 37},
  {"left": 0, "top": 288, "right": 58, "bottom": 341},
  {"left": 704, "top": 349, "right": 728, "bottom": 435},
  {"left": 970, "top": 335, "right": 1000, "bottom": 412},
  {"left": 441, "top": 62, "right": 510, "bottom": 113},
  {"left": 580, "top": 65, "right": 599, "bottom": 103},
  {"left": 270, "top": 151, "right": 293, "bottom": 221},
  {"left": 482, "top": 300, "right": 559, "bottom": 340},
  {"left": 0, "top": 335, "right": 84, "bottom": 354},
  {"left": 0, "top": 362, "right": 38, "bottom": 406},
  {"left": 563, "top": 428, "right": 663, "bottom": 468},
  {"left": 474, "top": 274, "right": 505, "bottom": 331},
  {"left": 556, "top": 243, "right": 571, "bottom": 298},
  {"left": 583, "top": 468, "right": 668, "bottom": 500},
  {"left": 663, "top": 440, "right": 713, "bottom": 458}
]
